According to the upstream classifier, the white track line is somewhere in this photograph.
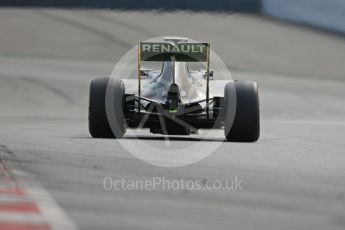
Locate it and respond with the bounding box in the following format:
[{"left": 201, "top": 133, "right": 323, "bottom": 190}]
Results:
[
  {"left": 0, "top": 212, "right": 47, "bottom": 224},
  {"left": 0, "top": 195, "right": 32, "bottom": 204}
]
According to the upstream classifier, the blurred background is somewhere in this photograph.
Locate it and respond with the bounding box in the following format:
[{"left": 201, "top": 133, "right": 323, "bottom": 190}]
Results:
[{"left": 0, "top": 1, "right": 345, "bottom": 230}]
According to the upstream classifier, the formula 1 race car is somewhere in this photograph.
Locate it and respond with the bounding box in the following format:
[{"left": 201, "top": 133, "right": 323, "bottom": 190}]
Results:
[{"left": 89, "top": 37, "right": 259, "bottom": 142}]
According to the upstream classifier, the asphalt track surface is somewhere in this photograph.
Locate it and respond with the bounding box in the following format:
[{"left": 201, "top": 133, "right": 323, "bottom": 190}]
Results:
[{"left": 0, "top": 8, "right": 345, "bottom": 230}]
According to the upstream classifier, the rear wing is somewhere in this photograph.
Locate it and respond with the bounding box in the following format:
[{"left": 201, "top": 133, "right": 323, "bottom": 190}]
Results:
[
  {"left": 137, "top": 42, "right": 211, "bottom": 114},
  {"left": 139, "top": 42, "right": 209, "bottom": 62}
]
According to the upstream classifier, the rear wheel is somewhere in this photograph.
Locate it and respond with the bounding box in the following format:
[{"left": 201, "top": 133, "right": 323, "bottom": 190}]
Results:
[
  {"left": 224, "top": 81, "right": 260, "bottom": 142},
  {"left": 89, "top": 78, "right": 126, "bottom": 138}
]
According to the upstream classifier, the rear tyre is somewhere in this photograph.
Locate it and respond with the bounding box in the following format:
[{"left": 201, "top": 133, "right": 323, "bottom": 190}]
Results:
[
  {"left": 224, "top": 81, "right": 260, "bottom": 142},
  {"left": 89, "top": 78, "right": 126, "bottom": 138}
]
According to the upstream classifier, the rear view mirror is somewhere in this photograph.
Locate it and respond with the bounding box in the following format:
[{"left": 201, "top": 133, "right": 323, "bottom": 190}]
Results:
[
  {"left": 140, "top": 69, "right": 153, "bottom": 79},
  {"left": 203, "top": 70, "right": 214, "bottom": 80}
]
